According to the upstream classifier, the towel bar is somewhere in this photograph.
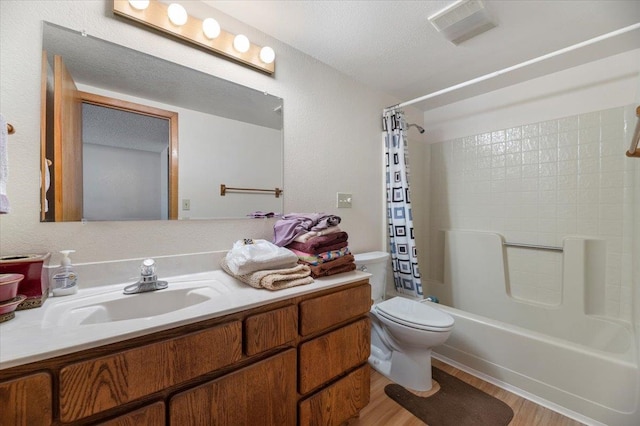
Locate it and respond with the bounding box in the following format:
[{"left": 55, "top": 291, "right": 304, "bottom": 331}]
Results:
[
  {"left": 503, "top": 242, "right": 563, "bottom": 252},
  {"left": 220, "top": 184, "right": 283, "bottom": 198}
]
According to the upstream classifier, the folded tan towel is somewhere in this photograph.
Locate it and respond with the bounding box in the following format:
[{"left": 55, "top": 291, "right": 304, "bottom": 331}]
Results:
[{"left": 221, "top": 257, "right": 314, "bottom": 290}]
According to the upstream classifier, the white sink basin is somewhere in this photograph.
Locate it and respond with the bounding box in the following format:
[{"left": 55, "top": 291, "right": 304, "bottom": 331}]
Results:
[{"left": 43, "top": 284, "right": 221, "bottom": 327}]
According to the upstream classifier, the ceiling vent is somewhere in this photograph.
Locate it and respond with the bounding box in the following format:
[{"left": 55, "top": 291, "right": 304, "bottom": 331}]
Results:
[{"left": 428, "top": 0, "right": 496, "bottom": 45}]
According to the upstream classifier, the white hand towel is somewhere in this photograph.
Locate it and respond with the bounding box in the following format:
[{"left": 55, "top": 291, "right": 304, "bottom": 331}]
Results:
[
  {"left": 41, "top": 159, "right": 51, "bottom": 213},
  {"left": 0, "top": 114, "right": 10, "bottom": 214}
]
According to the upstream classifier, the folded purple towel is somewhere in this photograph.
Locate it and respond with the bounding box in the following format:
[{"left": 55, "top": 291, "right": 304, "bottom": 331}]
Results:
[
  {"left": 273, "top": 213, "right": 342, "bottom": 246},
  {"left": 286, "top": 232, "right": 349, "bottom": 254}
]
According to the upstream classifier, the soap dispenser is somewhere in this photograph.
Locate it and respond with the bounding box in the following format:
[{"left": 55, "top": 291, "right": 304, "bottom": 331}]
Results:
[{"left": 51, "top": 250, "right": 78, "bottom": 296}]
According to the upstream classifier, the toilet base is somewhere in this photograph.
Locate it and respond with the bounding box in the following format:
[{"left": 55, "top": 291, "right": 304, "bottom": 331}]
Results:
[{"left": 369, "top": 346, "right": 434, "bottom": 392}]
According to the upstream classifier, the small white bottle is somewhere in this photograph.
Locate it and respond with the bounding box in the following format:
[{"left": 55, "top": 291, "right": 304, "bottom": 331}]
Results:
[{"left": 51, "top": 250, "right": 78, "bottom": 296}]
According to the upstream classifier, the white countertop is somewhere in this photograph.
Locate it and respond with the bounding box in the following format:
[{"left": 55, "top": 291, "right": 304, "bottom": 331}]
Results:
[{"left": 0, "top": 269, "right": 371, "bottom": 370}]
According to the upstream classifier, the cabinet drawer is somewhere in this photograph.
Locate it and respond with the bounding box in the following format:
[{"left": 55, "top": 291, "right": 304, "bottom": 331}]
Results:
[
  {"left": 0, "top": 372, "right": 52, "bottom": 426},
  {"left": 244, "top": 305, "right": 297, "bottom": 356},
  {"left": 97, "top": 401, "right": 165, "bottom": 426},
  {"left": 299, "top": 284, "right": 370, "bottom": 336},
  {"left": 59, "top": 321, "right": 242, "bottom": 422},
  {"left": 299, "top": 364, "right": 370, "bottom": 426},
  {"left": 298, "top": 318, "right": 370, "bottom": 394},
  {"left": 170, "top": 349, "right": 297, "bottom": 426}
]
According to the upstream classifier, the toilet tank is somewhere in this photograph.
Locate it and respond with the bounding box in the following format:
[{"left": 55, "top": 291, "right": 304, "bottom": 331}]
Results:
[{"left": 354, "top": 251, "right": 389, "bottom": 303}]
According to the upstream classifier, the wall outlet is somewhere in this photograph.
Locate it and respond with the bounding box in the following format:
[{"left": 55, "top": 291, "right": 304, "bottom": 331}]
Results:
[
  {"left": 336, "top": 192, "right": 352, "bottom": 208},
  {"left": 182, "top": 199, "right": 191, "bottom": 211}
]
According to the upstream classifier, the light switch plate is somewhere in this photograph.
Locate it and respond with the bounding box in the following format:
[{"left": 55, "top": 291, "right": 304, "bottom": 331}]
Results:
[
  {"left": 337, "top": 192, "right": 352, "bottom": 208},
  {"left": 182, "top": 199, "right": 191, "bottom": 210}
]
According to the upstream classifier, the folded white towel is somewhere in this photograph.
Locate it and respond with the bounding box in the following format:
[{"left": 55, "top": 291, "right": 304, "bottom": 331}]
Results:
[
  {"left": 0, "top": 114, "right": 10, "bottom": 214},
  {"left": 41, "top": 159, "right": 51, "bottom": 213},
  {"left": 225, "top": 239, "right": 298, "bottom": 275}
]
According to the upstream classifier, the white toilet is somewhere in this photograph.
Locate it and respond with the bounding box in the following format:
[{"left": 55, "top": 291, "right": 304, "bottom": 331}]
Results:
[{"left": 354, "top": 251, "right": 455, "bottom": 391}]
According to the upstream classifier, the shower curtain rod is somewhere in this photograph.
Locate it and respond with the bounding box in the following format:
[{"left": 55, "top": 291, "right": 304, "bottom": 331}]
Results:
[{"left": 384, "top": 22, "right": 640, "bottom": 113}]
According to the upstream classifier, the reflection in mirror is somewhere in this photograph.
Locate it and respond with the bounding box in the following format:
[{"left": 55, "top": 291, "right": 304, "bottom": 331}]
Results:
[{"left": 41, "top": 22, "right": 283, "bottom": 222}]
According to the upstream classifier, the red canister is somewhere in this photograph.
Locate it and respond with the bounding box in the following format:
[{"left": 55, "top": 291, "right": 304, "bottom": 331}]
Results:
[{"left": 0, "top": 253, "right": 51, "bottom": 309}]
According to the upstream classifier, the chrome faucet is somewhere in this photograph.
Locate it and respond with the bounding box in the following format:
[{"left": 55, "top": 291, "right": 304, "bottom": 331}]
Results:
[{"left": 123, "top": 259, "right": 169, "bottom": 294}]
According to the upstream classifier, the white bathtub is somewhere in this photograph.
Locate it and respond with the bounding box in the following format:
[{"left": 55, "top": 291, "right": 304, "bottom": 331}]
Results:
[
  {"left": 428, "top": 230, "right": 640, "bottom": 426},
  {"left": 433, "top": 303, "right": 638, "bottom": 426}
]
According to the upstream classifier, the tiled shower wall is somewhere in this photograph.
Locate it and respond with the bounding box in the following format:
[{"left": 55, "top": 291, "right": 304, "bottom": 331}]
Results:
[{"left": 428, "top": 105, "right": 637, "bottom": 321}]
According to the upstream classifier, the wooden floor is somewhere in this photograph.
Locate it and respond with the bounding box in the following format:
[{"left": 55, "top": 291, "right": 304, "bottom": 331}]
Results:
[{"left": 350, "top": 359, "right": 585, "bottom": 426}]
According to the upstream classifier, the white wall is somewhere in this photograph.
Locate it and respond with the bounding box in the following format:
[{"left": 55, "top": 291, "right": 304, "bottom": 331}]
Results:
[
  {"left": 179, "top": 111, "right": 282, "bottom": 219},
  {"left": 0, "top": 0, "right": 407, "bottom": 266},
  {"left": 424, "top": 49, "right": 640, "bottom": 144}
]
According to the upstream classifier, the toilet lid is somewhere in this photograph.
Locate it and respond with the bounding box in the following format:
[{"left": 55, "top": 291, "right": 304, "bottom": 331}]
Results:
[{"left": 375, "top": 297, "right": 454, "bottom": 331}]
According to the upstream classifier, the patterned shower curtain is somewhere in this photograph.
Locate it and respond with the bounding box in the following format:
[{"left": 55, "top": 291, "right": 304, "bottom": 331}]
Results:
[{"left": 382, "top": 110, "right": 423, "bottom": 298}]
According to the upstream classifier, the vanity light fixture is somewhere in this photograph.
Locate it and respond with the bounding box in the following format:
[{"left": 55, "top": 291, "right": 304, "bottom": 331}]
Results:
[
  {"left": 260, "top": 46, "right": 275, "bottom": 64},
  {"left": 233, "top": 34, "right": 250, "bottom": 53},
  {"left": 128, "top": 0, "right": 149, "bottom": 10},
  {"left": 202, "top": 18, "right": 221, "bottom": 39},
  {"left": 167, "top": 3, "right": 188, "bottom": 26},
  {"left": 113, "top": 0, "right": 276, "bottom": 75}
]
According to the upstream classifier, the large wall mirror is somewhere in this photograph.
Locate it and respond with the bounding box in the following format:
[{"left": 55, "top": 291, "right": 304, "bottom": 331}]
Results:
[{"left": 41, "top": 22, "right": 283, "bottom": 222}]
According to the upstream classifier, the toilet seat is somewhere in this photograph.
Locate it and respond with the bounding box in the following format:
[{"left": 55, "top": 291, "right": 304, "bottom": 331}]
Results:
[{"left": 374, "top": 297, "right": 454, "bottom": 332}]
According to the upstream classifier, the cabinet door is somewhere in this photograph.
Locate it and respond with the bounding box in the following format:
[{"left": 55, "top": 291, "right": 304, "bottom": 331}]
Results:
[
  {"left": 170, "top": 349, "right": 297, "bottom": 426},
  {"left": 0, "top": 372, "right": 52, "bottom": 426},
  {"left": 97, "top": 401, "right": 165, "bottom": 426},
  {"left": 299, "top": 364, "right": 370, "bottom": 426},
  {"left": 299, "top": 318, "right": 370, "bottom": 395},
  {"left": 244, "top": 305, "right": 298, "bottom": 356},
  {"left": 299, "top": 284, "right": 370, "bottom": 336},
  {"left": 59, "top": 321, "right": 242, "bottom": 422}
]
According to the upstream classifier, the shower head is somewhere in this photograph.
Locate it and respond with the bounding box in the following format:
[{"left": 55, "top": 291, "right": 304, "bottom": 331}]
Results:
[{"left": 408, "top": 123, "right": 425, "bottom": 134}]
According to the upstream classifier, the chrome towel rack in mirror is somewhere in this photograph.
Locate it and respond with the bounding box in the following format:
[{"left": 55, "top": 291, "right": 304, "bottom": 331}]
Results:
[{"left": 220, "top": 184, "right": 283, "bottom": 198}]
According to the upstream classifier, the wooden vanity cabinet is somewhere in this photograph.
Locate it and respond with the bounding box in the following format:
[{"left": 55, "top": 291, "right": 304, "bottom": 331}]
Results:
[
  {"left": 96, "top": 401, "right": 165, "bottom": 426},
  {"left": 0, "top": 279, "right": 371, "bottom": 425},
  {"left": 0, "top": 372, "right": 53, "bottom": 426},
  {"left": 170, "top": 349, "right": 297, "bottom": 425},
  {"left": 298, "top": 284, "right": 372, "bottom": 426},
  {"left": 58, "top": 322, "right": 243, "bottom": 422}
]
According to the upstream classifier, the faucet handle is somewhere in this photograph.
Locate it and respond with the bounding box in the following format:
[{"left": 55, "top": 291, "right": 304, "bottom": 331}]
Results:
[
  {"left": 123, "top": 258, "right": 168, "bottom": 295},
  {"left": 140, "top": 258, "right": 156, "bottom": 277}
]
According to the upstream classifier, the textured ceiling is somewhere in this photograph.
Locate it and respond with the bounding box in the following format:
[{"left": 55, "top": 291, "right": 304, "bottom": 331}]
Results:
[
  {"left": 83, "top": 104, "right": 170, "bottom": 153},
  {"left": 42, "top": 22, "right": 284, "bottom": 130},
  {"left": 206, "top": 0, "right": 640, "bottom": 110}
]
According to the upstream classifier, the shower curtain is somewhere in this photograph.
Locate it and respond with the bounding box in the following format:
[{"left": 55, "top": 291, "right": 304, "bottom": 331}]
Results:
[{"left": 382, "top": 110, "right": 422, "bottom": 298}]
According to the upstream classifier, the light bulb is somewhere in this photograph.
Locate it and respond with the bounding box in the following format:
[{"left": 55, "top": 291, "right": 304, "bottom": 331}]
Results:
[
  {"left": 259, "top": 46, "right": 275, "bottom": 64},
  {"left": 233, "top": 34, "right": 250, "bottom": 53},
  {"left": 167, "top": 3, "right": 188, "bottom": 26},
  {"left": 128, "top": 0, "right": 149, "bottom": 10},
  {"left": 202, "top": 18, "right": 221, "bottom": 39}
]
